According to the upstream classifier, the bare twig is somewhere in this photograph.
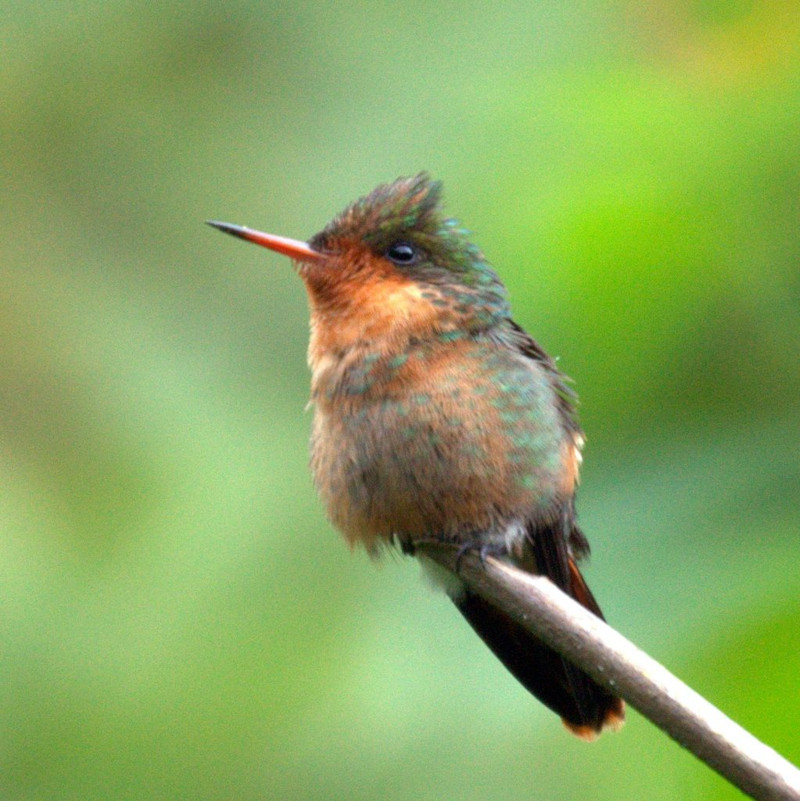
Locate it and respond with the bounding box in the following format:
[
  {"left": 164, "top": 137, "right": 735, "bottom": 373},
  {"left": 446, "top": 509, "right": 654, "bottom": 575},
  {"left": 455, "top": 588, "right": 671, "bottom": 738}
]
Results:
[{"left": 417, "top": 542, "right": 800, "bottom": 801}]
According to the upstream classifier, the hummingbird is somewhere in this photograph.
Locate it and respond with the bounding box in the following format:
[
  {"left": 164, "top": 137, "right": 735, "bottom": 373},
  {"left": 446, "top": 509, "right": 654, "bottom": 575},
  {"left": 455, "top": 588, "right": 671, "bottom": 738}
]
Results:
[{"left": 208, "top": 174, "right": 625, "bottom": 739}]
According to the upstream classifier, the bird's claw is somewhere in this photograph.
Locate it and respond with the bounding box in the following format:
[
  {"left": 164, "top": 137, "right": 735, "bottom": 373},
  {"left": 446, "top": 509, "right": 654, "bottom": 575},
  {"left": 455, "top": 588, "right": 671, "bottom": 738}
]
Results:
[{"left": 454, "top": 541, "right": 506, "bottom": 573}]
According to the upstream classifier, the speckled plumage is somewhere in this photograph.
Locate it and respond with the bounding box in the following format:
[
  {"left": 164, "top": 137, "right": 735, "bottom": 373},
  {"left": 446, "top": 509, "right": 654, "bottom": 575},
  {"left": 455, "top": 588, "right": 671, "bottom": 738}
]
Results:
[
  {"left": 210, "top": 174, "right": 624, "bottom": 738},
  {"left": 302, "top": 176, "right": 582, "bottom": 555},
  {"left": 310, "top": 327, "right": 571, "bottom": 552}
]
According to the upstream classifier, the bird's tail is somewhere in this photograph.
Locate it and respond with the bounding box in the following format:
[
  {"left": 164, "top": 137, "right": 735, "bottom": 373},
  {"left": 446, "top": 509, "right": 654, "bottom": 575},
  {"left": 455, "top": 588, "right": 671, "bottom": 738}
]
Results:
[{"left": 451, "top": 545, "right": 625, "bottom": 738}]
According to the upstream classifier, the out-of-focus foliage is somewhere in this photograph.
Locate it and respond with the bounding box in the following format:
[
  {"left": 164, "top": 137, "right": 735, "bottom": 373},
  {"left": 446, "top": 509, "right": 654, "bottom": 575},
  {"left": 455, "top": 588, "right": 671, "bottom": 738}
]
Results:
[{"left": 2, "top": 2, "right": 798, "bottom": 799}]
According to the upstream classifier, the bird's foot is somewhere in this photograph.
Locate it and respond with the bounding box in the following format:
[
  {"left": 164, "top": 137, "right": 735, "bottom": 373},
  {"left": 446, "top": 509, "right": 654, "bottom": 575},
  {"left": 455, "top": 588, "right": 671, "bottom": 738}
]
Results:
[{"left": 454, "top": 541, "right": 507, "bottom": 573}]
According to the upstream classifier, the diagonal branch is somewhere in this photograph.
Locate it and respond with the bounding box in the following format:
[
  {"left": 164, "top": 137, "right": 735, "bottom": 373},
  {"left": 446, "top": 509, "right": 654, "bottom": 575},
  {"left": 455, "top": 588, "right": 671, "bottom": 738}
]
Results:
[{"left": 417, "top": 542, "right": 800, "bottom": 801}]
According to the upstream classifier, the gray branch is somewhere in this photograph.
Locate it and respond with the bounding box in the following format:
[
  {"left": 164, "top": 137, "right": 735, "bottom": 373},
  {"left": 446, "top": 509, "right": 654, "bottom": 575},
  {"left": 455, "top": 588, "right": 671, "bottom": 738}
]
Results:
[{"left": 417, "top": 542, "right": 800, "bottom": 801}]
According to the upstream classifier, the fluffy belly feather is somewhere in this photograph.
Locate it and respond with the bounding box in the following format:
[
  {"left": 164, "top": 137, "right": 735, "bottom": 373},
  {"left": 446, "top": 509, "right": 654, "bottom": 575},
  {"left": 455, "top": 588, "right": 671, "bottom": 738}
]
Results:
[{"left": 309, "top": 342, "right": 569, "bottom": 551}]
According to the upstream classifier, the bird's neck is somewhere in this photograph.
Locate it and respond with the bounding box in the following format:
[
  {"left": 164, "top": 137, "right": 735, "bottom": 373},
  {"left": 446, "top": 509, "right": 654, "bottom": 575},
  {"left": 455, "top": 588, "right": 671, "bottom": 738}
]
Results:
[
  {"left": 302, "top": 270, "right": 509, "bottom": 403},
  {"left": 305, "top": 274, "right": 437, "bottom": 367},
  {"left": 306, "top": 297, "right": 441, "bottom": 404}
]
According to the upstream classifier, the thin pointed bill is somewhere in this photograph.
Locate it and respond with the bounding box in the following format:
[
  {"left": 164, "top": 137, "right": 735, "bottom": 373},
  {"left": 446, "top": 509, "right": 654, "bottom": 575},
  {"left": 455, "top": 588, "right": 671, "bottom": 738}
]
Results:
[{"left": 206, "top": 220, "right": 323, "bottom": 263}]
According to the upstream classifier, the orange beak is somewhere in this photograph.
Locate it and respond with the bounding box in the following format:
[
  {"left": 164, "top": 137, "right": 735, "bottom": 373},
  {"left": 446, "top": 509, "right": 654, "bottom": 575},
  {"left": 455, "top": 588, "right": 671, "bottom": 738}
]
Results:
[{"left": 207, "top": 220, "right": 323, "bottom": 263}]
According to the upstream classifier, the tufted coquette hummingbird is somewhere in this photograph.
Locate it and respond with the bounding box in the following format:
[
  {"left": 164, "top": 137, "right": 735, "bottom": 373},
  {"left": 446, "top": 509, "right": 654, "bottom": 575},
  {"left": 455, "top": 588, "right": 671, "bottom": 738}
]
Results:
[{"left": 208, "top": 174, "right": 624, "bottom": 738}]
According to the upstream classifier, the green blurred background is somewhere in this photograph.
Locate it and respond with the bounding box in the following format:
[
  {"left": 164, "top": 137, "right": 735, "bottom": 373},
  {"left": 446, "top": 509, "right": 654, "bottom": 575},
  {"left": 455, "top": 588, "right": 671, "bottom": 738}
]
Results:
[{"left": 3, "top": 2, "right": 799, "bottom": 799}]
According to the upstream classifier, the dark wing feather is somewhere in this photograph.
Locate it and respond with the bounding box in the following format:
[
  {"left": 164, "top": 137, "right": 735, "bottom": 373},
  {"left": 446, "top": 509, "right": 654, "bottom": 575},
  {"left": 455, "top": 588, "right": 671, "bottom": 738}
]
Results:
[{"left": 505, "top": 319, "right": 581, "bottom": 437}]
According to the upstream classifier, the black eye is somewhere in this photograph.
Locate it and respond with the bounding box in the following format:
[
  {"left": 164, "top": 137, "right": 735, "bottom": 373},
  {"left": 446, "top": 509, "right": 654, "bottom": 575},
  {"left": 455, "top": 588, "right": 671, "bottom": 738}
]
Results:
[{"left": 386, "top": 242, "right": 419, "bottom": 265}]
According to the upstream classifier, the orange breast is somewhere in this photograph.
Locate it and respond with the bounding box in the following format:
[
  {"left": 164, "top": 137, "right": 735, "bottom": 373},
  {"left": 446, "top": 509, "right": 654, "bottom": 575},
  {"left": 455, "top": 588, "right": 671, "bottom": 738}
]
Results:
[{"left": 308, "top": 335, "right": 573, "bottom": 553}]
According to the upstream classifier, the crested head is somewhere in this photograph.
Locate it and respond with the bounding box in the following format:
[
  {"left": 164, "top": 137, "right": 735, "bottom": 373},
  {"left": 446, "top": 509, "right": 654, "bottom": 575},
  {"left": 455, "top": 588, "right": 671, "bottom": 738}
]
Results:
[
  {"left": 310, "top": 173, "right": 444, "bottom": 251},
  {"left": 306, "top": 174, "right": 509, "bottom": 314}
]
